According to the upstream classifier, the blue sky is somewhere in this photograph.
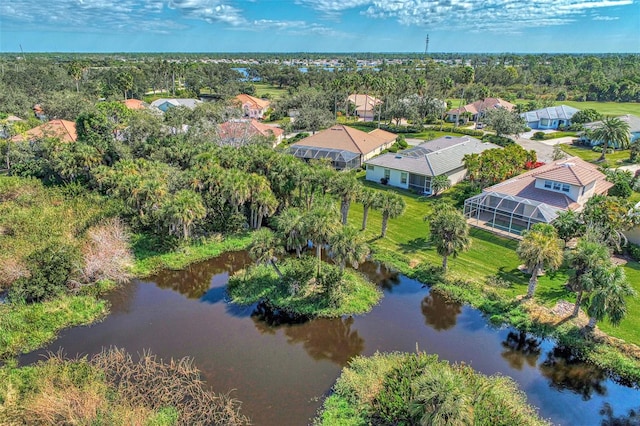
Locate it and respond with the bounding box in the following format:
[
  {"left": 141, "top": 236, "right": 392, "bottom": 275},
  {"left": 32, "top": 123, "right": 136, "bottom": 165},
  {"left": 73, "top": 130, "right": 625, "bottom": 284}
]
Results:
[{"left": 1, "top": 0, "right": 638, "bottom": 53}]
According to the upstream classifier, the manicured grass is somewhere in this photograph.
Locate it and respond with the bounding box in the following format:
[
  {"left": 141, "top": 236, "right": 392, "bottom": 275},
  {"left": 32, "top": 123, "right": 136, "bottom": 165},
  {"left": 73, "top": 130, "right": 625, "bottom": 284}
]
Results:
[
  {"left": 0, "top": 296, "right": 108, "bottom": 359},
  {"left": 131, "top": 233, "right": 252, "bottom": 277},
  {"left": 252, "top": 82, "right": 288, "bottom": 101},
  {"left": 560, "top": 144, "right": 631, "bottom": 167},
  {"left": 599, "top": 261, "right": 640, "bottom": 345},
  {"left": 348, "top": 180, "right": 639, "bottom": 347},
  {"left": 554, "top": 101, "right": 640, "bottom": 117}
]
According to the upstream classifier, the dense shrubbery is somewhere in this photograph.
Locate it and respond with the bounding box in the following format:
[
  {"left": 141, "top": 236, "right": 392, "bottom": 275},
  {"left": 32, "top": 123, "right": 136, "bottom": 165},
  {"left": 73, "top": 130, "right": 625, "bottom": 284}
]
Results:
[
  {"left": 424, "top": 125, "right": 485, "bottom": 137},
  {"left": 481, "top": 134, "right": 515, "bottom": 146},
  {"left": 228, "top": 256, "right": 381, "bottom": 317},
  {"left": 316, "top": 352, "right": 548, "bottom": 426}
]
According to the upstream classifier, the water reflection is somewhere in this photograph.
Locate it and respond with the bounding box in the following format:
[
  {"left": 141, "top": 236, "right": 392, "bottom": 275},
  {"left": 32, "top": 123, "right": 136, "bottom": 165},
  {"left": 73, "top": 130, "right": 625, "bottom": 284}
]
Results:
[
  {"left": 250, "top": 302, "right": 364, "bottom": 366},
  {"left": 151, "top": 251, "right": 252, "bottom": 299},
  {"left": 500, "top": 331, "right": 542, "bottom": 370},
  {"left": 420, "top": 291, "right": 462, "bottom": 331},
  {"left": 540, "top": 346, "right": 608, "bottom": 400},
  {"left": 600, "top": 402, "right": 640, "bottom": 425},
  {"left": 284, "top": 317, "right": 364, "bottom": 366},
  {"left": 357, "top": 261, "right": 401, "bottom": 291}
]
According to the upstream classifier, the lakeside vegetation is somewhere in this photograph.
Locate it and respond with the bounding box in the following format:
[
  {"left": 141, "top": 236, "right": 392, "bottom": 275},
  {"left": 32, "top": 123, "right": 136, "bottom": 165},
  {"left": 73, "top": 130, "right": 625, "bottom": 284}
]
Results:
[
  {"left": 1, "top": 52, "right": 640, "bottom": 422},
  {"left": 316, "top": 351, "right": 548, "bottom": 426}
]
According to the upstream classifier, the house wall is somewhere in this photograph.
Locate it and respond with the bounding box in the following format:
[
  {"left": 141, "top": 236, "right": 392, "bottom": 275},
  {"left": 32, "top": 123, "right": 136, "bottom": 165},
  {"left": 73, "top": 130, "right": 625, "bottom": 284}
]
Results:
[
  {"left": 362, "top": 141, "right": 396, "bottom": 162},
  {"left": 534, "top": 178, "right": 580, "bottom": 202},
  {"left": 447, "top": 167, "right": 468, "bottom": 186},
  {"left": 624, "top": 227, "right": 640, "bottom": 245},
  {"left": 365, "top": 165, "right": 410, "bottom": 189}
]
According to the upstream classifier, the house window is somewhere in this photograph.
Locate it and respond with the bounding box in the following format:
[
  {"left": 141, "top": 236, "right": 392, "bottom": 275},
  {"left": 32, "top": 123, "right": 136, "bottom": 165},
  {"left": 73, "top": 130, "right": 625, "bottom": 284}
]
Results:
[
  {"left": 384, "top": 169, "right": 391, "bottom": 180},
  {"left": 544, "top": 180, "right": 552, "bottom": 189},
  {"left": 401, "top": 172, "right": 408, "bottom": 184},
  {"left": 368, "top": 164, "right": 375, "bottom": 171},
  {"left": 553, "top": 182, "right": 561, "bottom": 191},
  {"left": 562, "top": 184, "right": 570, "bottom": 192}
]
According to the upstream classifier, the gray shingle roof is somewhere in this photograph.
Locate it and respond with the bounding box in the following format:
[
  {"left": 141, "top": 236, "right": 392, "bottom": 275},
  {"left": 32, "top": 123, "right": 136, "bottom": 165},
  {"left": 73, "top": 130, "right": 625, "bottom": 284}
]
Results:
[
  {"left": 521, "top": 105, "right": 580, "bottom": 123},
  {"left": 365, "top": 136, "right": 499, "bottom": 177},
  {"left": 583, "top": 114, "right": 640, "bottom": 133}
]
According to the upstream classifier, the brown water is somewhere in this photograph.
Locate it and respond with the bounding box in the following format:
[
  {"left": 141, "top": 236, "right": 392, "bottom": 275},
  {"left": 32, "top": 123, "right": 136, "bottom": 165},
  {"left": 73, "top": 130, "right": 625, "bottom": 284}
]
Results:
[{"left": 21, "top": 252, "right": 640, "bottom": 425}]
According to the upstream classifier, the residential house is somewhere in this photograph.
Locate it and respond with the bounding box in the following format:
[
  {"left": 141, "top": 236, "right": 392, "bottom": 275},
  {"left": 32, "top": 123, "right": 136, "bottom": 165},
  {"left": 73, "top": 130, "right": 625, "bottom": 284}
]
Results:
[
  {"left": 623, "top": 202, "right": 640, "bottom": 245},
  {"left": 464, "top": 157, "right": 612, "bottom": 238},
  {"left": 364, "top": 136, "right": 499, "bottom": 194},
  {"left": 348, "top": 94, "right": 382, "bottom": 122},
  {"left": 290, "top": 124, "right": 396, "bottom": 170},
  {"left": 446, "top": 98, "right": 515, "bottom": 124},
  {"left": 11, "top": 119, "right": 77, "bottom": 143},
  {"left": 521, "top": 105, "right": 580, "bottom": 130},
  {"left": 218, "top": 119, "right": 284, "bottom": 147},
  {"left": 0, "top": 115, "right": 23, "bottom": 139},
  {"left": 234, "top": 94, "right": 271, "bottom": 119},
  {"left": 150, "top": 98, "right": 202, "bottom": 113},
  {"left": 122, "top": 99, "right": 148, "bottom": 110},
  {"left": 579, "top": 114, "right": 640, "bottom": 147}
]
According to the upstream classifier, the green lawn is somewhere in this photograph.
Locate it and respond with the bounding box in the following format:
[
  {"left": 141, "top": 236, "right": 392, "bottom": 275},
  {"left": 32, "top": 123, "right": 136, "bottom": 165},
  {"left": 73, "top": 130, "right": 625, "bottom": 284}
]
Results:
[
  {"left": 252, "top": 82, "right": 288, "bottom": 101},
  {"left": 554, "top": 101, "right": 640, "bottom": 117},
  {"left": 348, "top": 180, "right": 640, "bottom": 346},
  {"left": 561, "top": 144, "right": 632, "bottom": 167}
]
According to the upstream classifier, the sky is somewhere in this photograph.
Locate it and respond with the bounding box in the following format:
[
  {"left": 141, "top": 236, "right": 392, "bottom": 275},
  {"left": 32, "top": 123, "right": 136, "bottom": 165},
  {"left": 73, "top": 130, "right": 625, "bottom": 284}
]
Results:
[{"left": 0, "top": 0, "right": 639, "bottom": 53}]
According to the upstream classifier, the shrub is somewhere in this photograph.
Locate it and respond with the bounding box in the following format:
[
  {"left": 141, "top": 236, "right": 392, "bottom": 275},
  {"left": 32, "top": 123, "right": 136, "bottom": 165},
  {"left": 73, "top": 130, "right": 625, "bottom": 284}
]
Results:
[
  {"left": 482, "top": 134, "right": 514, "bottom": 147},
  {"left": 79, "top": 218, "right": 134, "bottom": 286},
  {"left": 9, "top": 244, "right": 80, "bottom": 303},
  {"left": 532, "top": 131, "right": 546, "bottom": 140},
  {"left": 628, "top": 243, "right": 640, "bottom": 262}
]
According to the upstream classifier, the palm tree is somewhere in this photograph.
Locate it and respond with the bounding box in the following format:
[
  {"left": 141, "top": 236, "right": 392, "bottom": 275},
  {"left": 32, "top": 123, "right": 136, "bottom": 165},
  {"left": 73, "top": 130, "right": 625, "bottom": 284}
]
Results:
[
  {"left": 249, "top": 228, "right": 284, "bottom": 278},
  {"left": 274, "top": 207, "right": 306, "bottom": 257},
  {"left": 302, "top": 205, "right": 340, "bottom": 276},
  {"left": 329, "top": 226, "right": 370, "bottom": 272},
  {"left": 375, "top": 192, "right": 406, "bottom": 238},
  {"left": 586, "top": 266, "right": 636, "bottom": 330},
  {"left": 410, "top": 366, "right": 474, "bottom": 426},
  {"left": 357, "top": 187, "right": 377, "bottom": 231},
  {"left": 426, "top": 204, "right": 471, "bottom": 271},
  {"left": 566, "top": 238, "right": 612, "bottom": 317},
  {"left": 160, "top": 189, "right": 206, "bottom": 240},
  {"left": 430, "top": 175, "right": 451, "bottom": 196},
  {"left": 516, "top": 223, "right": 564, "bottom": 299},
  {"left": 331, "top": 171, "right": 361, "bottom": 225},
  {"left": 592, "top": 117, "right": 631, "bottom": 161}
]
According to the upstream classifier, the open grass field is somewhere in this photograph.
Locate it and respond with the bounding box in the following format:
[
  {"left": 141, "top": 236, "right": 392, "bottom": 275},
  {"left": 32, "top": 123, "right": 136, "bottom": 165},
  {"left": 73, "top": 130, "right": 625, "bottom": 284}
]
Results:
[
  {"left": 560, "top": 144, "right": 631, "bottom": 167},
  {"left": 554, "top": 101, "right": 640, "bottom": 117},
  {"left": 252, "top": 82, "right": 289, "bottom": 101},
  {"left": 347, "top": 179, "right": 640, "bottom": 346}
]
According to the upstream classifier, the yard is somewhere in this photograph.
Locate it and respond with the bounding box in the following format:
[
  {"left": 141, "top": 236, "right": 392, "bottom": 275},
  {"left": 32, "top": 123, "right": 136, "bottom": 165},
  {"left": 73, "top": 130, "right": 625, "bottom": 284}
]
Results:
[
  {"left": 348, "top": 180, "right": 640, "bottom": 346},
  {"left": 561, "top": 144, "right": 632, "bottom": 167},
  {"left": 252, "top": 82, "right": 289, "bottom": 101},
  {"left": 554, "top": 101, "right": 640, "bottom": 117}
]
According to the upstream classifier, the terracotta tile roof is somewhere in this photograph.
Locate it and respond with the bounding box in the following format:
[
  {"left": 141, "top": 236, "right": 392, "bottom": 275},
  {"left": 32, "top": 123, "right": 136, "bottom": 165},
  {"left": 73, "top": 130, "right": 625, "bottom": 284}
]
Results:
[
  {"left": 11, "top": 119, "right": 77, "bottom": 143},
  {"left": 533, "top": 157, "right": 605, "bottom": 186},
  {"left": 348, "top": 94, "right": 382, "bottom": 111},
  {"left": 485, "top": 156, "right": 610, "bottom": 210},
  {"left": 122, "top": 99, "right": 147, "bottom": 110},
  {"left": 234, "top": 94, "right": 271, "bottom": 110},
  {"left": 447, "top": 97, "right": 515, "bottom": 115},
  {"left": 218, "top": 119, "right": 283, "bottom": 140},
  {"left": 291, "top": 124, "right": 396, "bottom": 155}
]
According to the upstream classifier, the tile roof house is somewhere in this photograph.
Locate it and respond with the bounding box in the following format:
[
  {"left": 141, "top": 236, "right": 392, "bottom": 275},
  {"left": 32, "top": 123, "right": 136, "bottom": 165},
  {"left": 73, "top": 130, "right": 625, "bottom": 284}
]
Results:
[
  {"left": 289, "top": 124, "right": 397, "bottom": 170},
  {"left": 463, "top": 157, "right": 612, "bottom": 238},
  {"left": 348, "top": 94, "right": 382, "bottom": 122},
  {"left": 122, "top": 99, "right": 148, "bottom": 110},
  {"left": 234, "top": 94, "right": 271, "bottom": 119},
  {"left": 11, "top": 119, "right": 77, "bottom": 143},
  {"left": 365, "top": 136, "right": 499, "bottom": 194},
  {"left": 218, "top": 119, "right": 284, "bottom": 147},
  {"left": 150, "top": 98, "right": 202, "bottom": 113},
  {"left": 521, "top": 105, "right": 580, "bottom": 130},
  {"left": 446, "top": 98, "right": 515, "bottom": 124},
  {"left": 579, "top": 114, "right": 640, "bottom": 147}
]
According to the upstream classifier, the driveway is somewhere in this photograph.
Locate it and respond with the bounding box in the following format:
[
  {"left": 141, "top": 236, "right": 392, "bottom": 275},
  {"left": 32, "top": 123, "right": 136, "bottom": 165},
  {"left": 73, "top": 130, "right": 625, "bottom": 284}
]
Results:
[{"left": 515, "top": 133, "right": 576, "bottom": 163}]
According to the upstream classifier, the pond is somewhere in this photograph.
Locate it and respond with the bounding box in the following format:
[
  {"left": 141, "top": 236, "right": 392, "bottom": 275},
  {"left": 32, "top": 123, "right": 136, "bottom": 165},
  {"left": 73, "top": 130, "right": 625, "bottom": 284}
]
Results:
[{"left": 21, "top": 251, "right": 640, "bottom": 425}]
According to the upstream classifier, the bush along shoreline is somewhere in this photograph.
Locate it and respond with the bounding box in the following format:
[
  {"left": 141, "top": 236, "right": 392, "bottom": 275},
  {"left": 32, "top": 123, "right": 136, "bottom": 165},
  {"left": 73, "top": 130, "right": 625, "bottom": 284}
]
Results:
[{"left": 371, "top": 248, "right": 640, "bottom": 386}]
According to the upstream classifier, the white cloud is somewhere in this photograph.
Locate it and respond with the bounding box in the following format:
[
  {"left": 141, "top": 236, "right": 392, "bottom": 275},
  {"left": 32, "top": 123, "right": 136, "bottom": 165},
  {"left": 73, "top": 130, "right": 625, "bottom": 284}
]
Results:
[
  {"left": 168, "top": 0, "right": 244, "bottom": 25},
  {"left": 361, "top": 0, "right": 635, "bottom": 32},
  {"left": 592, "top": 14, "right": 620, "bottom": 19},
  {"left": 295, "top": 0, "right": 373, "bottom": 13}
]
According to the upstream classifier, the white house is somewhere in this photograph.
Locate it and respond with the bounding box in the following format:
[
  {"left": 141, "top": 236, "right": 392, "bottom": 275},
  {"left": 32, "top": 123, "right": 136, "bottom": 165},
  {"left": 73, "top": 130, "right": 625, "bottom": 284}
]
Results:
[
  {"left": 150, "top": 98, "right": 202, "bottom": 113},
  {"left": 521, "top": 105, "right": 579, "bottom": 130},
  {"left": 580, "top": 114, "right": 640, "bottom": 147},
  {"left": 364, "top": 136, "right": 499, "bottom": 194}
]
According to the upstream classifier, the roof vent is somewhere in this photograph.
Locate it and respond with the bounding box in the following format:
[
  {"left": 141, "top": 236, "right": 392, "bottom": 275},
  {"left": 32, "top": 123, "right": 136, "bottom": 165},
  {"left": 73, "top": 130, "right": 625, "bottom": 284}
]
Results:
[
  {"left": 395, "top": 155, "right": 402, "bottom": 159},
  {"left": 562, "top": 162, "right": 575, "bottom": 167},
  {"left": 445, "top": 136, "right": 452, "bottom": 139}
]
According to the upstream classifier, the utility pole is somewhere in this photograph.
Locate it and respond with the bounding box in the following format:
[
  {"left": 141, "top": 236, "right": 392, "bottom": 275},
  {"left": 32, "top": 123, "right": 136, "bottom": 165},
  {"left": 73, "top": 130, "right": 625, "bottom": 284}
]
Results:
[{"left": 424, "top": 35, "right": 429, "bottom": 81}]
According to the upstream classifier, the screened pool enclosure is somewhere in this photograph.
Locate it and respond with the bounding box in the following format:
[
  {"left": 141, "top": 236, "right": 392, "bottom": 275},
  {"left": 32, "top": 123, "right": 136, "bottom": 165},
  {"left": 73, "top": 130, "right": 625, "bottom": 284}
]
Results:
[
  {"left": 289, "top": 145, "right": 361, "bottom": 170},
  {"left": 463, "top": 192, "right": 561, "bottom": 237}
]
